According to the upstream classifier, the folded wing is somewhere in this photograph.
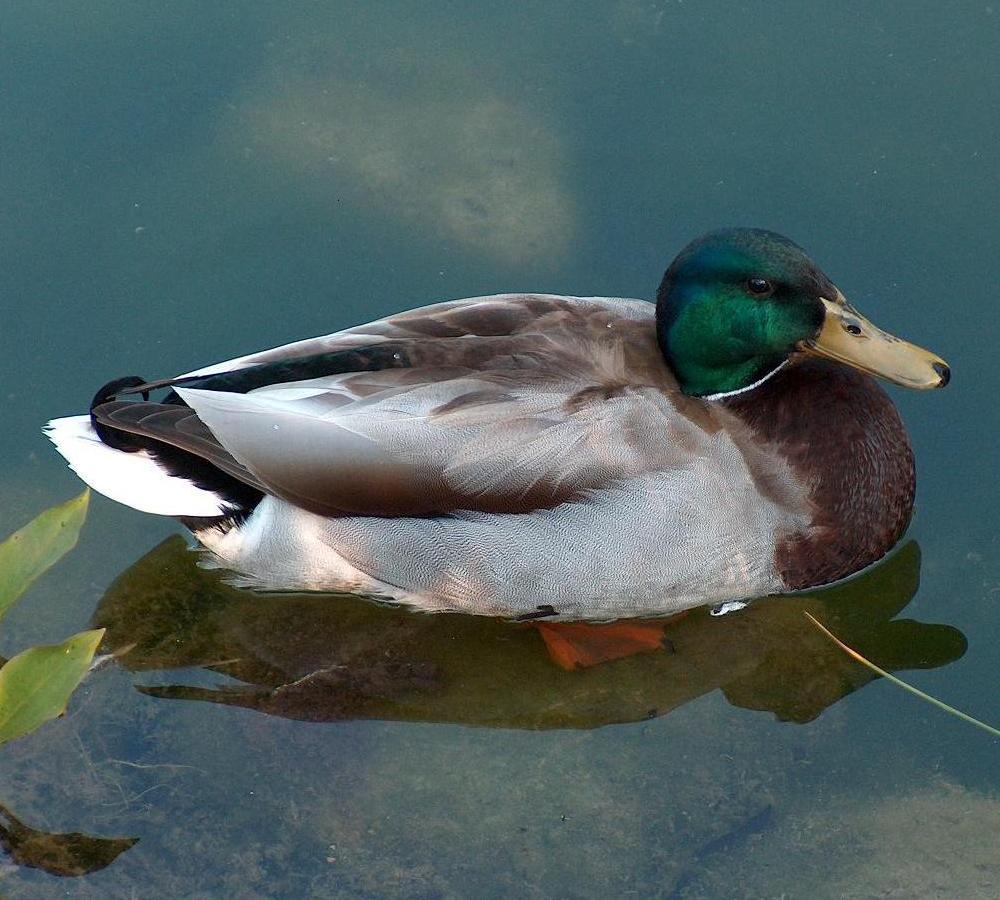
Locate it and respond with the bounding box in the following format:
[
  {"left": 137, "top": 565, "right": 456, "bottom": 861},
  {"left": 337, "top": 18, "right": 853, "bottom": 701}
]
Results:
[{"left": 97, "top": 294, "right": 714, "bottom": 518}]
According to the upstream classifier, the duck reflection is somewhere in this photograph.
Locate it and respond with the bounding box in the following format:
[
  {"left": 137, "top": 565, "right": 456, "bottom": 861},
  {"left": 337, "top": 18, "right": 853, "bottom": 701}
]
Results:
[{"left": 91, "top": 538, "right": 965, "bottom": 729}]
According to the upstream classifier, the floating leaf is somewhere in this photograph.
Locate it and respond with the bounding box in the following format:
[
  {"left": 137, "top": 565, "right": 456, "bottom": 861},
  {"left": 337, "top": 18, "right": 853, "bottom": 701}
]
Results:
[
  {"left": 0, "top": 803, "right": 137, "bottom": 877},
  {"left": 0, "top": 489, "right": 90, "bottom": 625},
  {"left": 0, "top": 628, "right": 105, "bottom": 744}
]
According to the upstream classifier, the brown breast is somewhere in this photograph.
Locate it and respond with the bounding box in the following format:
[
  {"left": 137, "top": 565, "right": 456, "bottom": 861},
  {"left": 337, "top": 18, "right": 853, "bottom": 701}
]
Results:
[{"left": 725, "top": 358, "right": 916, "bottom": 590}]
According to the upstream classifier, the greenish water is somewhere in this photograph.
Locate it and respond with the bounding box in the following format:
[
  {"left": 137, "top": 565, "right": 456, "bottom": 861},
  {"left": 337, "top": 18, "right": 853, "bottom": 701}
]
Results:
[{"left": 2, "top": 2, "right": 998, "bottom": 896}]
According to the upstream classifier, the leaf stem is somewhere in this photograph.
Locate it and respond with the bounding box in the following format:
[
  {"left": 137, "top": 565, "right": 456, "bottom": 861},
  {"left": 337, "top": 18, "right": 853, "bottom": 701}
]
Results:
[{"left": 803, "top": 612, "right": 1000, "bottom": 740}]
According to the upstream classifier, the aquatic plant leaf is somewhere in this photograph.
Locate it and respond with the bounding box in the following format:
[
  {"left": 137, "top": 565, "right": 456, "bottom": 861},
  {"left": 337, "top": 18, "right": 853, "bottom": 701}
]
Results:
[
  {"left": 0, "top": 489, "right": 90, "bottom": 626},
  {"left": 0, "top": 803, "right": 137, "bottom": 877},
  {"left": 805, "top": 613, "right": 1000, "bottom": 739},
  {"left": 0, "top": 628, "right": 105, "bottom": 744}
]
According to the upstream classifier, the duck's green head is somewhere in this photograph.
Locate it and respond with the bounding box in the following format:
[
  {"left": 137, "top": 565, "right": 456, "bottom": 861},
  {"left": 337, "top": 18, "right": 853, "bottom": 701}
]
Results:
[{"left": 656, "top": 228, "right": 950, "bottom": 397}]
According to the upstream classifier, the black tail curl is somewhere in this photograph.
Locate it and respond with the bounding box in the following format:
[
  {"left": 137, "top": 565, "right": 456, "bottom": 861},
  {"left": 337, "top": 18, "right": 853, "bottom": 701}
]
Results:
[
  {"left": 90, "top": 376, "right": 151, "bottom": 450},
  {"left": 88, "top": 375, "right": 263, "bottom": 521}
]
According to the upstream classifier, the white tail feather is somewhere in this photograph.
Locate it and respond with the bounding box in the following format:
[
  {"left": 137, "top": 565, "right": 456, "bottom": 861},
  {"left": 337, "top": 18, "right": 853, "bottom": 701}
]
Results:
[{"left": 44, "top": 415, "right": 227, "bottom": 517}]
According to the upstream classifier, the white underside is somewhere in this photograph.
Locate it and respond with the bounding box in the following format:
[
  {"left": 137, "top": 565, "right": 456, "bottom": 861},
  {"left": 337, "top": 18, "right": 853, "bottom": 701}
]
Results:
[
  {"left": 44, "top": 416, "right": 228, "bottom": 517},
  {"left": 191, "top": 472, "right": 793, "bottom": 620},
  {"left": 193, "top": 497, "right": 398, "bottom": 599}
]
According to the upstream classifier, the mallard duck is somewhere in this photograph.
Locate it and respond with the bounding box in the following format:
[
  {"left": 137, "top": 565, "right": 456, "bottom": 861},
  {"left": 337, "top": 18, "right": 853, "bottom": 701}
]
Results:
[{"left": 46, "top": 229, "right": 948, "bottom": 620}]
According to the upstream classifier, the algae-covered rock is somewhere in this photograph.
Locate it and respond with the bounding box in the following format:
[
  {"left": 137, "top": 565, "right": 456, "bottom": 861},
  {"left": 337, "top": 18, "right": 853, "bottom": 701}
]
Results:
[
  {"left": 223, "top": 69, "right": 575, "bottom": 266},
  {"left": 831, "top": 782, "right": 1000, "bottom": 900}
]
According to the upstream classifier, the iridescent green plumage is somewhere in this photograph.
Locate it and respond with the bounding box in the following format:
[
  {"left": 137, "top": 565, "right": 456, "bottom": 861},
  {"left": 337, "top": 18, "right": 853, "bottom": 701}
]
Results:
[{"left": 657, "top": 230, "right": 829, "bottom": 396}]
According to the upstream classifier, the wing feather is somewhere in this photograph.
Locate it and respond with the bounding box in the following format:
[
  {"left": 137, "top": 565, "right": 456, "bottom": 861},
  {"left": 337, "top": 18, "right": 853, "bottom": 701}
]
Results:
[{"left": 158, "top": 294, "right": 714, "bottom": 517}]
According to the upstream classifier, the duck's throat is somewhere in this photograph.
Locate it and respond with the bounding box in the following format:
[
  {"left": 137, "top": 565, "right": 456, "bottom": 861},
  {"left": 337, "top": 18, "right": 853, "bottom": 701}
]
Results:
[
  {"left": 668, "top": 354, "right": 788, "bottom": 398},
  {"left": 657, "top": 299, "right": 789, "bottom": 397},
  {"left": 692, "top": 360, "right": 788, "bottom": 400},
  {"left": 724, "top": 360, "right": 916, "bottom": 590}
]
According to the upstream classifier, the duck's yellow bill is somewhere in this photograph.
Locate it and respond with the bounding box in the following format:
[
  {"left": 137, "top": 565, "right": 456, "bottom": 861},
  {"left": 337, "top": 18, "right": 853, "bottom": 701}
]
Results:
[{"left": 799, "top": 295, "right": 950, "bottom": 389}]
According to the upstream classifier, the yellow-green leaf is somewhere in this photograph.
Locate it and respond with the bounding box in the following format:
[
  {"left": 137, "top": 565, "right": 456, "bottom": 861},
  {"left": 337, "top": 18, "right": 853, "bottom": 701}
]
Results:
[
  {"left": 0, "top": 489, "right": 90, "bottom": 625},
  {"left": 0, "top": 628, "right": 105, "bottom": 744}
]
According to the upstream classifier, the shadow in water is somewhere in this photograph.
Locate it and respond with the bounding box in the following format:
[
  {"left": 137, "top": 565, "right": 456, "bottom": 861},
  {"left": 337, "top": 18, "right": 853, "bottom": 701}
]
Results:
[{"left": 90, "top": 538, "right": 966, "bottom": 730}]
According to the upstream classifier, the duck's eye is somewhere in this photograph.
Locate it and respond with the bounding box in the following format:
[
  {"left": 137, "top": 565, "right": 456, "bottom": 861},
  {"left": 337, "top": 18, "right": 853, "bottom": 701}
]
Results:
[{"left": 746, "top": 277, "right": 774, "bottom": 296}]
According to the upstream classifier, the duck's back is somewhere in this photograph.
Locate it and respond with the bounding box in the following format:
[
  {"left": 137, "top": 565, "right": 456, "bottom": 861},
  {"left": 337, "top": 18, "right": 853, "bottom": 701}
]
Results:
[{"left": 163, "top": 294, "right": 814, "bottom": 617}]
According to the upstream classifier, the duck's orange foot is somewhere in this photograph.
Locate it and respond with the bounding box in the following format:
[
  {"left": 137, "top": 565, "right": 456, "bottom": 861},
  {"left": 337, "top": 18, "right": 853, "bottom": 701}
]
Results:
[{"left": 534, "top": 615, "right": 687, "bottom": 670}]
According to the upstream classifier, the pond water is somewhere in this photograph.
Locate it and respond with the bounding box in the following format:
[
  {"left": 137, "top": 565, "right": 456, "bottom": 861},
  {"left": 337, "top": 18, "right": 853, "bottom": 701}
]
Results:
[{"left": 1, "top": 2, "right": 998, "bottom": 897}]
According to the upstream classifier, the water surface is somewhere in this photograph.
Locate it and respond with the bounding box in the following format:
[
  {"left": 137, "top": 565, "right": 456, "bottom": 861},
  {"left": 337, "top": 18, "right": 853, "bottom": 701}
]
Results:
[{"left": 1, "top": 2, "right": 998, "bottom": 896}]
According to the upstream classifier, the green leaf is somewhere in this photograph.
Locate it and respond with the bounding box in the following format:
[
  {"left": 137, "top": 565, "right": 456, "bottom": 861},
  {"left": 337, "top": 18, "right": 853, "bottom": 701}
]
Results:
[
  {"left": 0, "top": 628, "right": 105, "bottom": 744},
  {"left": 0, "top": 489, "right": 90, "bottom": 626}
]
